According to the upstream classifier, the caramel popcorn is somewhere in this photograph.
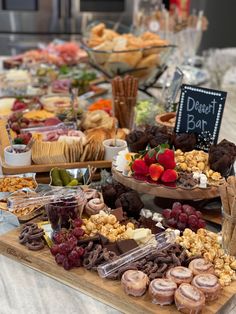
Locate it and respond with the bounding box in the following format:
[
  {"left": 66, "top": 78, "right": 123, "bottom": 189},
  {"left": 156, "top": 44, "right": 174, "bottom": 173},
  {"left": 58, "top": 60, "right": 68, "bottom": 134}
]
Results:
[
  {"left": 82, "top": 211, "right": 134, "bottom": 242},
  {"left": 175, "top": 149, "right": 222, "bottom": 184},
  {"left": 176, "top": 228, "right": 236, "bottom": 286}
]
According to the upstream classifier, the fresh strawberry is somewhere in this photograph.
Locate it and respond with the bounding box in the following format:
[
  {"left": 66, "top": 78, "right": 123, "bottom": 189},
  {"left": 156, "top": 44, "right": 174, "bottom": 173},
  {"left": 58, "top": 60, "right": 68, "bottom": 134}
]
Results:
[
  {"left": 157, "top": 148, "right": 176, "bottom": 169},
  {"left": 149, "top": 163, "right": 164, "bottom": 181},
  {"left": 12, "top": 100, "right": 27, "bottom": 111},
  {"left": 131, "top": 159, "right": 149, "bottom": 176},
  {"left": 144, "top": 149, "right": 158, "bottom": 165},
  {"left": 161, "top": 169, "right": 178, "bottom": 183}
]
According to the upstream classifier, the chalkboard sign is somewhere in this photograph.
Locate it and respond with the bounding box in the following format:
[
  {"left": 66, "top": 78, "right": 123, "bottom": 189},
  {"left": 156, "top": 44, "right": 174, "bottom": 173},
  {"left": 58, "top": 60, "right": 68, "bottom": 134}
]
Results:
[{"left": 175, "top": 84, "right": 227, "bottom": 150}]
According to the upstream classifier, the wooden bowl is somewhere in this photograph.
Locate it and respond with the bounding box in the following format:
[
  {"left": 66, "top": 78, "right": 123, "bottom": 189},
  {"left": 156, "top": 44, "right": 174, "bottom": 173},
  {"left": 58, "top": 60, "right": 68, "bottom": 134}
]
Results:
[{"left": 155, "top": 112, "right": 176, "bottom": 131}]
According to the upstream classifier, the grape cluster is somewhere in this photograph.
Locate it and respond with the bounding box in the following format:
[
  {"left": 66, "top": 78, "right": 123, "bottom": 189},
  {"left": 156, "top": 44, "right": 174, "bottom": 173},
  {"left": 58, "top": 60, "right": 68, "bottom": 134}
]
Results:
[
  {"left": 162, "top": 202, "right": 206, "bottom": 232},
  {"left": 50, "top": 218, "right": 85, "bottom": 270}
]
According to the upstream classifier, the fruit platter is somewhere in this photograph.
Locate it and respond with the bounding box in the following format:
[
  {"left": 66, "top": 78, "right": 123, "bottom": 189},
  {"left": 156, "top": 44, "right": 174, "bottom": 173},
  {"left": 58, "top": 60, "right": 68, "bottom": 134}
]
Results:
[{"left": 1, "top": 173, "right": 236, "bottom": 314}]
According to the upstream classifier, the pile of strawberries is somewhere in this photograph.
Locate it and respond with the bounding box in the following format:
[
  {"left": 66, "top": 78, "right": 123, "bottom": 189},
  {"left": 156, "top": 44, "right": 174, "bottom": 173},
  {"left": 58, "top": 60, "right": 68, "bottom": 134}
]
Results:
[{"left": 131, "top": 145, "right": 178, "bottom": 184}]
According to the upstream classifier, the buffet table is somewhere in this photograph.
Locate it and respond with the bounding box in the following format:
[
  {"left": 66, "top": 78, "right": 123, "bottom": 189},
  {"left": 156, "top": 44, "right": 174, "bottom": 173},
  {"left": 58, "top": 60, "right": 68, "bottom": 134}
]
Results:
[{"left": 1, "top": 47, "right": 236, "bottom": 314}]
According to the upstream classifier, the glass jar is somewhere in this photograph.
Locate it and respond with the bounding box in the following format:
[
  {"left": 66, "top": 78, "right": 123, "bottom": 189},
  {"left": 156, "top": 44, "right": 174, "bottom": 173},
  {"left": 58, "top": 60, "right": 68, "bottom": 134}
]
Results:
[
  {"left": 45, "top": 187, "right": 86, "bottom": 231},
  {"left": 222, "top": 208, "right": 236, "bottom": 256}
]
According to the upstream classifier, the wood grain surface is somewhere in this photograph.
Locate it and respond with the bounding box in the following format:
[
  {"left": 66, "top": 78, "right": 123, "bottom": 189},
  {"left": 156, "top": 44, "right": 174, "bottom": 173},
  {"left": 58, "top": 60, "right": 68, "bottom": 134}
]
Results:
[
  {"left": 0, "top": 228, "right": 235, "bottom": 314},
  {"left": 112, "top": 168, "right": 220, "bottom": 200},
  {"left": 2, "top": 160, "right": 111, "bottom": 175}
]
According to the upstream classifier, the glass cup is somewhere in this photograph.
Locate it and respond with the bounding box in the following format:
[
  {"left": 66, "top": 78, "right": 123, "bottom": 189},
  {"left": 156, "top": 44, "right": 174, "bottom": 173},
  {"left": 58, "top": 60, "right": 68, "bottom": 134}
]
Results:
[{"left": 45, "top": 188, "right": 86, "bottom": 232}]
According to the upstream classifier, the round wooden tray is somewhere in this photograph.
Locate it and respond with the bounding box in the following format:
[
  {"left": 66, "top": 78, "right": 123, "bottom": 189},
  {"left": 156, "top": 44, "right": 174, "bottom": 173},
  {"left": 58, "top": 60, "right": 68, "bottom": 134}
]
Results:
[
  {"left": 155, "top": 112, "right": 176, "bottom": 131},
  {"left": 112, "top": 167, "right": 220, "bottom": 200}
]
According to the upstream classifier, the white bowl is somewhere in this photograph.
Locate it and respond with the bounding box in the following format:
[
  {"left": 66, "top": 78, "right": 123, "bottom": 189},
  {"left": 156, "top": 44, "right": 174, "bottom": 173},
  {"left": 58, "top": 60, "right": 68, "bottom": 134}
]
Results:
[
  {"left": 4, "top": 145, "right": 32, "bottom": 167},
  {"left": 103, "top": 139, "right": 127, "bottom": 161}
]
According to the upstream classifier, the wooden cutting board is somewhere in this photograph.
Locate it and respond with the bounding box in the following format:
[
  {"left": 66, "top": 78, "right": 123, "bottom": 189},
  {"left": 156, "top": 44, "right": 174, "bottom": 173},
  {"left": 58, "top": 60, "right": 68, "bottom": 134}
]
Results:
[{"left": 0, "top": 228, "right": 235, "bottom": 314}]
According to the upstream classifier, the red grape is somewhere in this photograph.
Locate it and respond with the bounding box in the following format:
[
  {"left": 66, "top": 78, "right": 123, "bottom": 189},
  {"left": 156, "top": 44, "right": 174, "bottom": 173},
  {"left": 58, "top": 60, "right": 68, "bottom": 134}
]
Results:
[
  {"left": 55, "top": 253, "right": 65, "bottom": 265},
  {"left": 170, "top": 208, "right": 182, "bottom": 219},
  {"left": 68, "top": 250, "right": 80, "bottom": 263},
  {"left": 72, "top": 218, "right": 83, "bottom": 228},
  {"left": 198, "top": 219, "right": 206, "bottom": 229},
  {"left": 73, "top": 259, "right": 82, "bottom": 267},
  {"left": 188, "top": 215, "right": 198, "bottom": 227},
  {"left": 53, "top": 232, "right": 66, "bottom": 244},
  {"left": 50, "top": 244, "right": 60, "bottom": 256},
  {"left": 58, "top": 243, "right": 70, "bottom": 255},
  {"left": 182, "top": 205, "right": 195, "bottom": 216},
  {"left": 67, "top": 236, "right": 77, "bottom": 250},
  {"left": 162, "top": 209, "right": 172, "bottom": 219},
  {"left": 62, "top": 257, "right": 71, "bottom": 270},
  {"left": 178, "top": 213, "right": 188, "bottom": 223},
  {"left": 72, "top": 227, "right": 85, "bottom": 239},
  {"left": 167, "top": 218, "right": 177, "bottom": 228},
  {"left": 172, "top": 202, "right": 182, "bottom": 211}
]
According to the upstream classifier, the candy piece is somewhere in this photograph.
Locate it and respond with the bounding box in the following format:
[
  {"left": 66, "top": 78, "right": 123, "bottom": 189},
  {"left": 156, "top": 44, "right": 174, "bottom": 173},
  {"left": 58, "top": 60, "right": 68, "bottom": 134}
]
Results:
[{"left": 121, "top": 270, "right": 149, "bottom": 297}]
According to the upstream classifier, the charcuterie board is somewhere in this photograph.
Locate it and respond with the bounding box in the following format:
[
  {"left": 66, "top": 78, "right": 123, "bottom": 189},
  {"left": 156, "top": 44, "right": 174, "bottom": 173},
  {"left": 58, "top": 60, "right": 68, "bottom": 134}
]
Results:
[
  {"left": 112, "top": 167, "right": 220, "bottom": 200},
  {"left": 0, "top": 227, "right": 235, "bottom": 314}
]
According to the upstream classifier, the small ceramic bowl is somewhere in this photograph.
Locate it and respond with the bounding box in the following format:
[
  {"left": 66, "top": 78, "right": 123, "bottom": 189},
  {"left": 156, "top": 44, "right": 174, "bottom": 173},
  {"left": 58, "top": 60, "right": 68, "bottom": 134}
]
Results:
[
  {"left": 103, "top": 139, "right": 127, "bottom": 161},
  {"left": 4, "top": 145, "right": 32, "bottom": 167}
]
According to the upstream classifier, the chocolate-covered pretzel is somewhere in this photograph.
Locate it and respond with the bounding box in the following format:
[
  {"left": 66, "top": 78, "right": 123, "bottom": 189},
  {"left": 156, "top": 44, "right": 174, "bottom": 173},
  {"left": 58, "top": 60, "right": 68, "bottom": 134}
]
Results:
[{"left": 19, "top": 223, "right": 45, "bottom": 251}]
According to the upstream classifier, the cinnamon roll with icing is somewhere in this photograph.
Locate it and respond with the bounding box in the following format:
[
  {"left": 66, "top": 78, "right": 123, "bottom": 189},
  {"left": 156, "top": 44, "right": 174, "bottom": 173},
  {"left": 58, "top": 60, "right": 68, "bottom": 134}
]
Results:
[
  {"left": 188, "top": 258, "right": 215, "bottom": 276},
  {"left": 166, "top": 266, "right": 193, "bottom": 285},
  {"left": 83, "top": 188, "right": 100, "bottom": 201},
  {"left": 175, "top": 283, "right": 205, "bottom": 313},
  {"left": 85, "top": 198, "right": 107, "bottom": 216},
  {"left": 121, "top": 270, "right": 149, "bottom": 297},
  {"left": 192, "top": 274, "right": 221, "bottom": 302},
  {"left": 149, "top": 278, "right": 177, "bottom": 305}
]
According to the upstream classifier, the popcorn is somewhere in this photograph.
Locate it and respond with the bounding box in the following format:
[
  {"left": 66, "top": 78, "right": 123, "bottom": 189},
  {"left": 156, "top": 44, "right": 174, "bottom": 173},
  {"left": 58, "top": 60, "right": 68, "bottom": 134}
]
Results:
[
  {"left": 176, "top": 228, "right": 236, "bottom": 286},
  {"left": 175, "top": 149, "right": 222, "bottom": 185}
]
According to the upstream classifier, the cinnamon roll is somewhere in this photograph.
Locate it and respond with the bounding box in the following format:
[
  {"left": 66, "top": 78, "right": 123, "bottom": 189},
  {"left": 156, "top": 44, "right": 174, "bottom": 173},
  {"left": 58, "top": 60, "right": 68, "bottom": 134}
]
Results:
[
  {"left": 149, "top": 278, "right": 177, "bottom": 305},
  {"left": 192, "top": 274, "right": 221, "bottom": 302},
  {"left": 121, "top": 270, "right": 149, "bottom": 297},
  {"left": 166, "top": 266, "right": 193, "bottom": 285},
  {"left": 85, "top": 198, "right": 107, "bottom": 216},
  {"left": 189, "top": 258, "right": 215, "bottom": 276},
  {"left": 84, "top": 188, "right": 100, "bottom": 201},
  {"left": 175, "top": 283, "right": 205, "bottom": 313}
]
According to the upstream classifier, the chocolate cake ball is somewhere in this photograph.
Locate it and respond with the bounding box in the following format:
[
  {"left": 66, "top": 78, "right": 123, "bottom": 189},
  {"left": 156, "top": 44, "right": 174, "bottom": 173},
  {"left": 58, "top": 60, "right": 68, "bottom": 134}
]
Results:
[
  {"left": 171, "top": 133, "right": 197, "bottom": 152},
  {"left": 126, "top": 130, "right": 149, "bottom": 153},
  {"left": 115, "top": 191, "right": 144, "bottom": 219},
  {"left": 209, "top": 139, "right": 236, "bottom": 176},
  {"left": 146, "top": 126, "right": 171, "bottom": 148}
]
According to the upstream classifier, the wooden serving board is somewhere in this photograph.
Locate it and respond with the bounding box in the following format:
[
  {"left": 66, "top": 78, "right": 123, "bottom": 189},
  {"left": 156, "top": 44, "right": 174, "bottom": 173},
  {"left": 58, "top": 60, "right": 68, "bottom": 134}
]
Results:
[
  {"left": 0, "top": 227, "right": 235, "bottom": 314},
  {"left": 112, "top": 168, "right": 220, "bottom": 200},
  {"left": 2, "top": 160, "right": 111, "bottom": 175}
]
